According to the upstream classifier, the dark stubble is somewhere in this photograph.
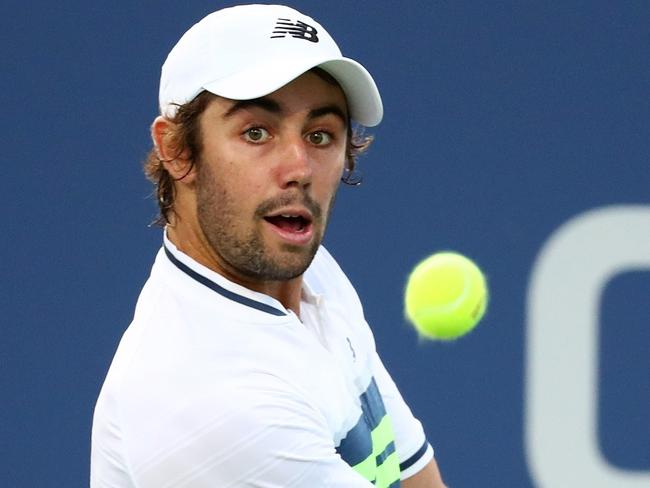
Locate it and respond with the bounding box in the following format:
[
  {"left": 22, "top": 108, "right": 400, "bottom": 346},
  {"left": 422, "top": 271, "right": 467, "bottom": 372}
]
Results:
[{"left": 196, "top": 160, "right": 334, "bottom": 282}]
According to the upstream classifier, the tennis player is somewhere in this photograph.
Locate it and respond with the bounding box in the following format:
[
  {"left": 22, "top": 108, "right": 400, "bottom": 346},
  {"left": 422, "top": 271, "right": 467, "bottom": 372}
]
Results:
[{"left": 91, "top": 4, "right": 446, "bottom": 487}]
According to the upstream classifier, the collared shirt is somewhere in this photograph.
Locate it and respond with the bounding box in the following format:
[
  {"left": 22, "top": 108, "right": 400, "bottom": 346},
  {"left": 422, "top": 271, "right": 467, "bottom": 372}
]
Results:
[{"left": 91, "top": 237, "right": 433, "bottom": 487}]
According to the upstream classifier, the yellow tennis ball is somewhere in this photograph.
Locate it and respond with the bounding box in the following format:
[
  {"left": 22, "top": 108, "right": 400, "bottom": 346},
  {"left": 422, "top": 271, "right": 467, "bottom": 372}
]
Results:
[{"left": 404, "top": 252, "right": 488, "bottom": 340}]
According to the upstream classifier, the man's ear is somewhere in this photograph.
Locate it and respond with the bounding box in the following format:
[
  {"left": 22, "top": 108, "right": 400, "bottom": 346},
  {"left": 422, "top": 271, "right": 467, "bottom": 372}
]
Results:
[{"left": 151, "top": 116, "right": 197, "bottom": 182}]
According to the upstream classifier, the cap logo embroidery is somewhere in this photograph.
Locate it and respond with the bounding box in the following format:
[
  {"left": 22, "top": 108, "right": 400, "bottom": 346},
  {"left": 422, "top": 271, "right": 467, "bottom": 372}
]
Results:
[{"left": 271, "top": 18, "right": 319, "bottom": 43}]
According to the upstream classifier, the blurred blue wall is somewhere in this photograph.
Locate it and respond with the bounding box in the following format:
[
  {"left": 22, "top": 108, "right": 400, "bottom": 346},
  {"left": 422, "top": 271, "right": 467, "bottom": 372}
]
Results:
[{"left": 2, "top": 1, "right": 648, "bottom": 486}]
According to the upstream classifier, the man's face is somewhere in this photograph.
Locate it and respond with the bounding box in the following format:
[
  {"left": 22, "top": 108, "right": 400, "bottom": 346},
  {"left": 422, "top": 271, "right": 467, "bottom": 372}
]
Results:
[{"left": 194, "top": 71, "right": 348, "bottom": 283}]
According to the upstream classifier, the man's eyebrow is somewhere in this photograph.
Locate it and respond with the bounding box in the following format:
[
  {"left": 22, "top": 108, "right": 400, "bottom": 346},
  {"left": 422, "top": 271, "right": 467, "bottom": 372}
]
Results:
[
  {"left": 308, "top": 105, "right": 348, "bottom": 127},
  {"left": 223, "top": 97, "right": 282, "bottom": 118},
  {"left": 223, "top": 98, "right": 348, "bottom": 127}
]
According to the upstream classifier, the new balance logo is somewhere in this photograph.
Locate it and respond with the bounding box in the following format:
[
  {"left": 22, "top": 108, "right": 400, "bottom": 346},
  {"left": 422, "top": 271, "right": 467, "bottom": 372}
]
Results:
[{"left": 271, "top": 18, "right": 319, "bottom": 43}]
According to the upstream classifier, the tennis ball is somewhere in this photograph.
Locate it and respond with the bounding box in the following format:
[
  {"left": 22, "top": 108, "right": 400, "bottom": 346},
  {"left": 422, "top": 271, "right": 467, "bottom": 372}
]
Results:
[{"left": 404, "top": 252, "right": 487, "bottom": 340}]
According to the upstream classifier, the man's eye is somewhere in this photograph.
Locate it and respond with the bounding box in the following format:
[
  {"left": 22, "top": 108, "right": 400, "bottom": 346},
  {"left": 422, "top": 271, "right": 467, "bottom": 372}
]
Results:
[
  {"left": 307, "top": 131, "right": 331, "bottom": 146},
  {"left": 243, "top": 127, "right": 270, "bottom": 143}
]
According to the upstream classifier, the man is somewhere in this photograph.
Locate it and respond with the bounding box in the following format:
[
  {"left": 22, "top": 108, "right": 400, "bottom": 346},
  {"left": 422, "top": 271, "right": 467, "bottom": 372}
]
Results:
[{"left": 91, "top": 5, "right": 446, "bottom": 487}]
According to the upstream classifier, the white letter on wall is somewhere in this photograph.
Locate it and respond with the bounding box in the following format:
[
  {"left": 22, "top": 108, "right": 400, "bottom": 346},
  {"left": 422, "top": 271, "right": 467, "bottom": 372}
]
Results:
[{"left": 526, "top": 205, "right": 650, "bottom": 487}]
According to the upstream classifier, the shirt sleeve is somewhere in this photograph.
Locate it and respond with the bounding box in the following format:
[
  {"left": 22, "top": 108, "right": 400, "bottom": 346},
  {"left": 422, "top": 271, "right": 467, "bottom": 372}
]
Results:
[
  {"left": 372, "top": 351, "right": 435, "bottom": 480},
  {"left": 126, "top": 380, "right": 376, "bottom": 488}
]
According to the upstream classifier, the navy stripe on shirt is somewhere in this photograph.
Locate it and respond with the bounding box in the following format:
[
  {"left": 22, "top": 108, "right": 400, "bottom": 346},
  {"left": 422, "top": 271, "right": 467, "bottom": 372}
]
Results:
[
  {"left": 399, "top": 439, "right": 429, "bottom": 472},
  {"left": 163, "top": 245, "right": 287, "bottom": 317}
]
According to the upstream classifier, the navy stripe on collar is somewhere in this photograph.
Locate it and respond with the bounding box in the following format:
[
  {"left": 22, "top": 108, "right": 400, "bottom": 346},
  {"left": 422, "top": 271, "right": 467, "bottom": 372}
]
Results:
[{"left": 163, "top": 245, "right": 287, "bottom": 317}]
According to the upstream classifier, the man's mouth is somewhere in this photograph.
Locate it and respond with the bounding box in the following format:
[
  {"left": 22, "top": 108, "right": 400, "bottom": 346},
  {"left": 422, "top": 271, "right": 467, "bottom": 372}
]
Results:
[
  {"left": 264, "top": 213, "right": 311, "bottom": 233},
  {"left": 257, "top": 197, "right": 320, "bottom": 246}
]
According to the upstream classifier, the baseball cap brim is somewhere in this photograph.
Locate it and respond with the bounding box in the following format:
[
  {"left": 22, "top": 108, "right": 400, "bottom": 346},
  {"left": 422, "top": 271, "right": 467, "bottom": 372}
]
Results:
[{"left": 202, "top": 56, "right": 383, "bottom": 127}]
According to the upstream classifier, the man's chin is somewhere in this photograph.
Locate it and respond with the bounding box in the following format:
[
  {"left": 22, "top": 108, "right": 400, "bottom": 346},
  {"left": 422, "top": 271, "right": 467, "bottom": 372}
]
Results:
[
  {"left": 256, "top": 245, "right": 319, "bottom": 281},
  {"left": 276, "top": 251, "right": 318, "bottom": 278}
]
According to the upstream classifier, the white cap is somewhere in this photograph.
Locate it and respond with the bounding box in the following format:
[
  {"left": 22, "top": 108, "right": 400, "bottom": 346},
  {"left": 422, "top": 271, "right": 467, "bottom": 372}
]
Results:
[{"left": 159, "top": 4, "right": 383, "bottom": 126}]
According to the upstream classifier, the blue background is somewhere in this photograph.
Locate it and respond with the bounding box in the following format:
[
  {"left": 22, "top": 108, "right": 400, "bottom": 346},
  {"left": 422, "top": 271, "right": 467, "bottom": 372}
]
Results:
[{"left": 2, "top": 1, "right": 649, "bottom": 486}]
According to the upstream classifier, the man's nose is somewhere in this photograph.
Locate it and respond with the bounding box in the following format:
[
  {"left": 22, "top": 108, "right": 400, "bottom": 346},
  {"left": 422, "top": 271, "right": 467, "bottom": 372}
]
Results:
[{"left": 277, "top": 136, "right": 313, "bottom": 189}]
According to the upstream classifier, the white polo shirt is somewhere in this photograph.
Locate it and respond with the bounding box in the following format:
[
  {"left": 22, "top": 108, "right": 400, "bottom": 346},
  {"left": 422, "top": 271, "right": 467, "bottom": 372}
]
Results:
[{"left": 91, "top": 237, "right": 433, "bottom": 487}]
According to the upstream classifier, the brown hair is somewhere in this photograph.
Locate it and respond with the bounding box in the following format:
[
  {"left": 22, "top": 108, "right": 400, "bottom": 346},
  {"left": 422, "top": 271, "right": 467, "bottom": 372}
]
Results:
[{"left": 144, "top": 82, "right": 374, "bottom": 226}]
